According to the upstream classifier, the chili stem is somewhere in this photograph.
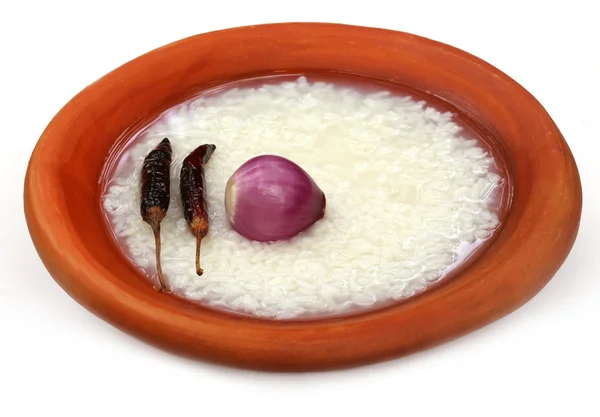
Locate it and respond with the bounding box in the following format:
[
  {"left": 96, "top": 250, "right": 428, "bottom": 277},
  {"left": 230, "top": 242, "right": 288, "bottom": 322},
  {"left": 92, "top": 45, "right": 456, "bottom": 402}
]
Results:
[
  {"left": 196, "top": 234, "right": 203, "bottom": 276},
  {"left": 151, "top": 223, "right": 168, "bottom": 291}
]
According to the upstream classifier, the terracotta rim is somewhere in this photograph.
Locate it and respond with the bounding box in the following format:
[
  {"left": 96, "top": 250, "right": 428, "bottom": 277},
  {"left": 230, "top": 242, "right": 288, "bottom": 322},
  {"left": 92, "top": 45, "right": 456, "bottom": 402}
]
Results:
[{"left": 24, "top": 23, "right": 582, "bottom": 371}]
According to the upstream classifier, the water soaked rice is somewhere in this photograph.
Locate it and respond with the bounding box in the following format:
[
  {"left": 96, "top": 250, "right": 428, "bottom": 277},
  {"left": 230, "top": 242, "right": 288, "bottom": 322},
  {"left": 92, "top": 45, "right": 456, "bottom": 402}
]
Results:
[{"left": 102, "top": 76, "right": 503, "bottom": 319}]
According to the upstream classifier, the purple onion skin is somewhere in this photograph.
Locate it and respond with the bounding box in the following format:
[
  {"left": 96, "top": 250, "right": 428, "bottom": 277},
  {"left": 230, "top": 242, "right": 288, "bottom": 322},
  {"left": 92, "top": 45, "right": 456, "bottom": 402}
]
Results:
[{"left": 225, "top": 155, "right": 326, "bottom": 242}]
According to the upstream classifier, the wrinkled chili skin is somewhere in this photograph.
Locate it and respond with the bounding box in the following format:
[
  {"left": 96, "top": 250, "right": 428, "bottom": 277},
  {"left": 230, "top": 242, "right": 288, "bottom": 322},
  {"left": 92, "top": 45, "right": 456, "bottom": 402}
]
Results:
[
  {"left": 180, "top": 144, "right": 216, "bottom": 236},
  {"left": 140, "top": 138, "right": 172, "bottom": 221}
]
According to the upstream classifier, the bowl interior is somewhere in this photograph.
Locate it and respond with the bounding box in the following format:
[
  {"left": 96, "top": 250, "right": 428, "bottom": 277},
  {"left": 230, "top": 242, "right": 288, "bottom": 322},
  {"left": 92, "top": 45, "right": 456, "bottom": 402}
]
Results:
[{"left": 99, "top": 70, "right": 514, "bottom": 320}]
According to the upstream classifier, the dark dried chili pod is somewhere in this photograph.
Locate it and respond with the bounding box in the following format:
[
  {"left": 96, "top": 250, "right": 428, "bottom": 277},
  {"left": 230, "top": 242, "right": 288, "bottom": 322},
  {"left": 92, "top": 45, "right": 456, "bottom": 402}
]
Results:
[
  {"left": 180, "top": 144, "right": 216, "bottom": 276},
  {"left": 140, "top": 138, "right": 172, "bottom": 291}
]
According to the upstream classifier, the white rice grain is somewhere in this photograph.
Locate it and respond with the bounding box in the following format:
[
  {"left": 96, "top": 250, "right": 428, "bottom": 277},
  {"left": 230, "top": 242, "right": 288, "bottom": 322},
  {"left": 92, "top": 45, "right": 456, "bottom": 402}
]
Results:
[{"left": 102, "top": 76, "right": 504, "bottom": 319}]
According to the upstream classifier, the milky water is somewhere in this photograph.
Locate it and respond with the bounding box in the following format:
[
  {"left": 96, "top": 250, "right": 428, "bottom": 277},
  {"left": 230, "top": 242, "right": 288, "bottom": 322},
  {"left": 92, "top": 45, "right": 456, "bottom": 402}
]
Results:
[{"left": 102, "top": 75, "right": 507, "bottom": 319}]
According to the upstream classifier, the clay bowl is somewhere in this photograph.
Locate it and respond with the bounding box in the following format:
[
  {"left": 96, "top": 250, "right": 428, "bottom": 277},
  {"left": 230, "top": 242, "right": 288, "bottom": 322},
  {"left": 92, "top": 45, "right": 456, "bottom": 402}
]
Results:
[{"left": 24, "top": 23, "right": 582, "bottom": 371}]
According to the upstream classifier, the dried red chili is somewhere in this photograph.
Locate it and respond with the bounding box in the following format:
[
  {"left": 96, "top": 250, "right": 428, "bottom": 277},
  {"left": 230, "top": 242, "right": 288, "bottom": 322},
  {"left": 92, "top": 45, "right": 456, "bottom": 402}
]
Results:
[
  {"left": 180, "top": 144, "right": 216, "bottom": 276},
  {"left": 140, "top": 138, "right": 172, "bottom": 291}
]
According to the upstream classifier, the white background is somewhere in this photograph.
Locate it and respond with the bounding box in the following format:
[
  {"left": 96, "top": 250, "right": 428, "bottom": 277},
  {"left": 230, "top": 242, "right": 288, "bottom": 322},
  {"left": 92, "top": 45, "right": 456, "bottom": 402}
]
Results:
[{"left": 2, "top": 1, "right": 599, "bottom": 416}]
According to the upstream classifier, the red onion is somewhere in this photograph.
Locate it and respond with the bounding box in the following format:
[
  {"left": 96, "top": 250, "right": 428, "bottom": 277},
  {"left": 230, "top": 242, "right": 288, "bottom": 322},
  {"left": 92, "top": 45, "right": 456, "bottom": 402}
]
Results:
[{"left": 225, "top": 155, "right": 326, "bottom": 242}]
